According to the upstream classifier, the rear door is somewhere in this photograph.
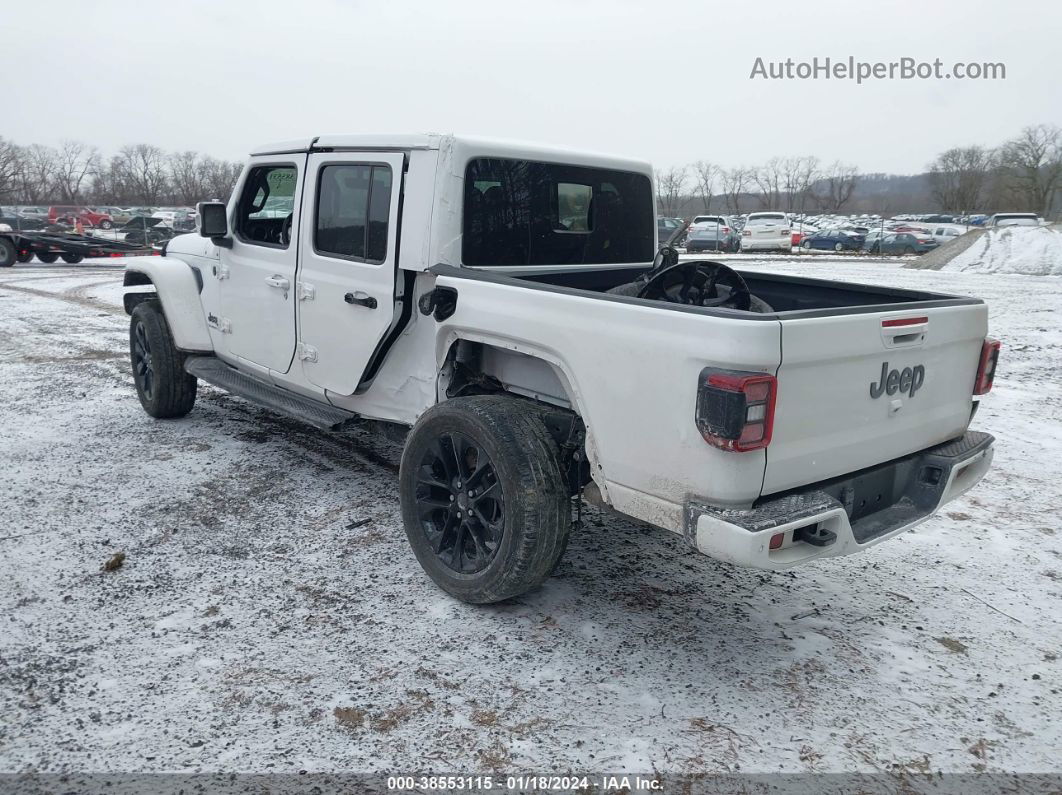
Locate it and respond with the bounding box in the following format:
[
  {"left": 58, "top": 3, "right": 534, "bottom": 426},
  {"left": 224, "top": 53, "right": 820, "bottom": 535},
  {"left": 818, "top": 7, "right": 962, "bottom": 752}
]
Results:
[
  {"left": 763, "top": 302, "right": 988, "bottom": 495},
  {"left": 296, "top": 151, "right": 405, "bottom": 395}
]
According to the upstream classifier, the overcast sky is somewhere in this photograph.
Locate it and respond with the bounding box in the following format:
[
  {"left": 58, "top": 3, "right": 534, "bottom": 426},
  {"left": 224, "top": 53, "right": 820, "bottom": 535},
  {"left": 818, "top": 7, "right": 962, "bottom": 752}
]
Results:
[{"left": 5, "top": 0, "right": 1060, "bottom": 174}]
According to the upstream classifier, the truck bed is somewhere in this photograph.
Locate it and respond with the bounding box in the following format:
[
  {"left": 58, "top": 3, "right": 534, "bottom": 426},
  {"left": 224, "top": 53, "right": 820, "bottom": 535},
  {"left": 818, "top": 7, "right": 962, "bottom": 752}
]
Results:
[
  {"left": 517, "top": 265, "right": 980, "bottom": 317},
  {"left": 431, "top": 262, "right": 987, "bottom": 516}
]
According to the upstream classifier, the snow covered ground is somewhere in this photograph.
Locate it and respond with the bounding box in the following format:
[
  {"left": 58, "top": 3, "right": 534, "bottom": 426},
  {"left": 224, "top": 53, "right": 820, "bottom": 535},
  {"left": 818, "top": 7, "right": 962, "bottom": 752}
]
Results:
[{"left": 1, "top": 257, "right": 1060, "bottom": 781}]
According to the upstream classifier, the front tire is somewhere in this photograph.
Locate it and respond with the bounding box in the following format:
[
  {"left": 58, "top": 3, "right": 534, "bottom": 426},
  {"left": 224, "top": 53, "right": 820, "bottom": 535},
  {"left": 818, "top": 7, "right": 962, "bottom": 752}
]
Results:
[
  {"left": 399, "top": 396, "right": 570, "bottom": 604},
  {"left": 129, "top": 301, "right": 197, "bottom": 419},
  {"left": 0, "top": 238, "right": 15, "bottom": 267},
  {"left": 834, "top": 242, "right": 844, "bottom": 252},
  {"left": 99, "top": 220, "right": 113, "bottom": 230}
]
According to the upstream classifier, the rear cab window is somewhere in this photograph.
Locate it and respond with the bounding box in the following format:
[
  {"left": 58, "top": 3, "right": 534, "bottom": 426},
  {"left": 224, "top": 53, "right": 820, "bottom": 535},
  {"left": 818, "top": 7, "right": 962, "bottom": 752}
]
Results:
[{"left": 462, "top": 158, "right": 654, "bottom": 267}]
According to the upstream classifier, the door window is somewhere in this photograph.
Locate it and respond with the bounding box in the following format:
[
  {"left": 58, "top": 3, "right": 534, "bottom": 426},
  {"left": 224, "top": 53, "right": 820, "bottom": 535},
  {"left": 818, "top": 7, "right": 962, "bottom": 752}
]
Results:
[
  {"left": 235, "top": 165, "right": 298, "bottom": 248},
  {"left": 314, "top": 163, "right": 393, "bottom": 263}
]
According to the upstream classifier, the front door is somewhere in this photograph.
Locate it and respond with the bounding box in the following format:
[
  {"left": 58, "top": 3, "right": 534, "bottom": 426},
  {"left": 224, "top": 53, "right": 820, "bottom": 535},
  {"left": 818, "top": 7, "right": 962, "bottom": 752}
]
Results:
[
  {"left": 219, "top": 159, "right": 304, "bottom": 372},
  {"left": 296, "top": 152, "right": 405, "bottom": 394}
]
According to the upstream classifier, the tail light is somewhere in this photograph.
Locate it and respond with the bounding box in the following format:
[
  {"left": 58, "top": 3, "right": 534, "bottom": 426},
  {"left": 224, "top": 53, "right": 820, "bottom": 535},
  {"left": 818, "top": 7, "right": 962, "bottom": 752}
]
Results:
[
  {"left": 974, "top": 338, "right": 1000, "bottom": 395},
  {"left": 721, "top": 227, "right": 730, "bottom": 233},
  {"left": 695, "top": 368, "right": 777, "bottom": 452}
]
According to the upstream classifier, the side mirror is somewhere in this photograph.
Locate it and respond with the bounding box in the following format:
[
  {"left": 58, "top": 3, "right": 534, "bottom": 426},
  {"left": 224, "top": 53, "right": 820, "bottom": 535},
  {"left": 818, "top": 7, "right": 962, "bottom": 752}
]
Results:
[{"left": 198, "top": 202, "right": 229, "bottom": 241}]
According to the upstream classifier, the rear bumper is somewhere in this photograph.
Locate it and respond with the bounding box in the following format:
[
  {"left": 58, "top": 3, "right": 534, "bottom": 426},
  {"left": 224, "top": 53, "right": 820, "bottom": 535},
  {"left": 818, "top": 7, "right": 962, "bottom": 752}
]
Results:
[
  {"left": 686, "top": 430, "right": 994, "bottom": 570},
  {"left": 687, "top": 239, "right": 732, "bottom": 251},
  {"left": 740, "top": 238, "right": 792, "bottom": 251}
]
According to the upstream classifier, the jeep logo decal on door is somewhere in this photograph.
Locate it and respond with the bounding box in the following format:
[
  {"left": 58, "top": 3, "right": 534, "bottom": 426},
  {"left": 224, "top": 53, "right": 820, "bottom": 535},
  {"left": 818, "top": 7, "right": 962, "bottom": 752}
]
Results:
[{"left": 870, "top": 362, "right": 925, "bottom": 399}]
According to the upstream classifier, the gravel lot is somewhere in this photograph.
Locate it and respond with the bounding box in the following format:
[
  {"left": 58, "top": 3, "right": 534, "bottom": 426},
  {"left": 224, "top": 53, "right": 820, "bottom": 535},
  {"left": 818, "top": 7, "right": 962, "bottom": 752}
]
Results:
[{"left": 1, "top": 256, "right": 1060, "bottom": 779}]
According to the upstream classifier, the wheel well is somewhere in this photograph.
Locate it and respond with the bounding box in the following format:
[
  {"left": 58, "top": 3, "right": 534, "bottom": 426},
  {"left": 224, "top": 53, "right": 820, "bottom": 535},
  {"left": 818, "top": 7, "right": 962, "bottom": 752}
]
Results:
[
  {"left": 123, "top": 270, "right": 158, "bottom": 315},
  {"left": 439, "top": 340, "right": 591, "bottom": 495},
  {"left": 124, "top": 270, "right": 153, "bottom": 287}
]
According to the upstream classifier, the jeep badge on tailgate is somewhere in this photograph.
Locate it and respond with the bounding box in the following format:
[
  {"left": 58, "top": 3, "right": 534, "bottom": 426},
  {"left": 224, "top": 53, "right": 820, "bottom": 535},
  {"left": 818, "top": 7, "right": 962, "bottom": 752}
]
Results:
[{"left": 870, "top": 362, "right": 926, "bottom": 399}]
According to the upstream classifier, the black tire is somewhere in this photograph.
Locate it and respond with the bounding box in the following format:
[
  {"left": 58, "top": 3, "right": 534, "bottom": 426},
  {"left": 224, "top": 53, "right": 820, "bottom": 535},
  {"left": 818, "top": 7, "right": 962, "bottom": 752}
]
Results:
[
  {"left": 802, "top": 240, "right": 811, "bottom": 250},
  {"left": 834, "top": 242, "right": 844, "bottom": 252},
  {"left": 399, "top": 396, "right": 570, "bottom": 604},
  {"left": 99, "top": 220, "right": 113, "bottom": 230},
  {"left": 0, "top": 238, "right": 15, "bottom": 267},
  {"left": 903, "top": 246, "right": 915, "bottom": 255},
  {"left": 129, "top": 301, "right": 197, "bottom": 419},
  {"left": 17, "top": 248, "right": 34, "bottom": 263},
  {"left": 60, "top": 253, "right": 84, "bottom": 264},
  {"left": 36, "top": 251, "right": 59, "bottom": 263}
]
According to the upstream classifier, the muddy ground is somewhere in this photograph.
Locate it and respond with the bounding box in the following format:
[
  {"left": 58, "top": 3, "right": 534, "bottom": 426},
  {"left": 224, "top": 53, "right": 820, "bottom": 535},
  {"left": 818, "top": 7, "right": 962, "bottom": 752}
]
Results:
[{"left": 0, "top": 257, "right": 1059, "bottom": 778}]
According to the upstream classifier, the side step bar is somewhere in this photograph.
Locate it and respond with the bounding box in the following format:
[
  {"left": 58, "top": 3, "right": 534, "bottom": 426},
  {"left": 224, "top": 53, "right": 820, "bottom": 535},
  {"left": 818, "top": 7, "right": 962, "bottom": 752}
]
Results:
[{"left": 185, "top": 356, "right": 358, "bottom": 431}]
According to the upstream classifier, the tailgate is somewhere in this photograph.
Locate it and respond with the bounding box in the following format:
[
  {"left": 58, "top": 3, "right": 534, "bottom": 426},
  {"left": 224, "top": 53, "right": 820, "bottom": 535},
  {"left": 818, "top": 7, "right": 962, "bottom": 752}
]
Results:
[{"left": 763, "top": 302, "right": 988, "bottom": 495}]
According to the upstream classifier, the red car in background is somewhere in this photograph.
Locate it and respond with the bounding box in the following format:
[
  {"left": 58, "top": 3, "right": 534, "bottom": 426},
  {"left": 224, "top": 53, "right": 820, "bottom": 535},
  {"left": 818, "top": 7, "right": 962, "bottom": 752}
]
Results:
[{"left": 47, "top": 206, "right": 115, "bottom": 229}]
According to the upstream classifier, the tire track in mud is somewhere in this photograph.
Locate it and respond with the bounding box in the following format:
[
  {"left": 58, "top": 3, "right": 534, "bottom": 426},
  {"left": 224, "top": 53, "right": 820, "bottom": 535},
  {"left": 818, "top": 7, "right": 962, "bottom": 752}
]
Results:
[
  {"left": 2, "top": 274, "right": 404, "bottom": 479},
  {"left": 0, "top": 279, "right": 124, "bottom": 315}
]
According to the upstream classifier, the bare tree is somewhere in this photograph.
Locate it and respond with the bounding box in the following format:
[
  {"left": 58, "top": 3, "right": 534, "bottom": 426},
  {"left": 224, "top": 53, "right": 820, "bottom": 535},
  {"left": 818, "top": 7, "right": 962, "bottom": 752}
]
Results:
[
  {"left": 200, "top": 157, "right": 243, "bottom": 202},
  {"left": 720, "top": 167, "right": 753, "bottom": 215},
  {"left": 753, "top": 157, "right": 784, "bottom": 209},
  {"left": 0, "top": 137, "right": 23, "bottom": 201},
  {"left": 18, "top": 145, "right": 59, "bottom": 203},
  {"left": 169, "top": 151, "right": 209, "bottom": 206},
  {"left": 926, "top": 146, "right": 994, "bottom": 212},
  {"left": 52, "top": 140, "right": 100, "bottom": 202},
  {"left": 782, "top": 155, "right": 820, "bottom": 214},
  {"left": 691, "top": 160, "right": 719, "bottom": 210},
  {"left": 811, "top": 162, "right": 859, "bottom": 213},
  {"left": 656, "top": 166, "right": 687, "bottom": 217},
  {"left": 997, "top": 124, "right": 1062, "bottom": 216},
  {"left": 115, "top": 144, "right": 169, "bottom": 204}
]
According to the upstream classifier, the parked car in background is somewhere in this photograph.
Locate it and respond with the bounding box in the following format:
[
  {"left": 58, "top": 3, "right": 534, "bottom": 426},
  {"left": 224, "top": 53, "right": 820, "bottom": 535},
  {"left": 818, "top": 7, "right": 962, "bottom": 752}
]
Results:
[
  {"left": 17, "top": 206, "right": 49, "bottom": 224},
  {"left": 739, "top": 212, "right": 792, "bottom": 252},
  {"left": 48, "top": 205, "right": 115, "bottom": 229},
  {"left": 657, "top": 216, "right": 685, "bottom": 245},
  {"left": 686, "top": 216, "right": 739, "bottom": 252},
  {"left": 800, "top": 229, "right": 864, "bottom": 252},
  {"left": 0, "top": 207, "right": 46, "bottom": 231},
  {"left": 151, "top": 209, "right": 197, "bottom": 231},
  {"left": 985, "top": 213, "right": 1040, "bottom": 227},
  {"left": 931, "top": 225, "right": 968, "bottom": 245},
  {"left": 870, "top": 232, "right": 939, "bottom": 255},
  {"left": 862, "top": 228, "right": 888, "bottom": 252},
  {"left": 96, "top": 207, "right": 137, "bottom": 225}
]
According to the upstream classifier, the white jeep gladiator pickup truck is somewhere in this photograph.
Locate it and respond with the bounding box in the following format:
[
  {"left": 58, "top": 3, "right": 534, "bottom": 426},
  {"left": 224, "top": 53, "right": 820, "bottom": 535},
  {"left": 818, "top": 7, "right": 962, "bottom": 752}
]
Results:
[{"left": 123, "top": 134, "right": 999, "bottom": 603}]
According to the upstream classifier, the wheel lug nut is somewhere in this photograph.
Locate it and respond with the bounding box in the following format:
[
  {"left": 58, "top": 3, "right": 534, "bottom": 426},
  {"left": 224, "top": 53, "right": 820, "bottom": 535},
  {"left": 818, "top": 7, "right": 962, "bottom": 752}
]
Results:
[
  {"left": 449, "top": 495, "right": 455, "bottom": 502},
  {"left": 467, "top": 490, "right": 473, "bottom": 497},
  {"left": 456, "top": 511, "right": 462, "bottom": 518}
]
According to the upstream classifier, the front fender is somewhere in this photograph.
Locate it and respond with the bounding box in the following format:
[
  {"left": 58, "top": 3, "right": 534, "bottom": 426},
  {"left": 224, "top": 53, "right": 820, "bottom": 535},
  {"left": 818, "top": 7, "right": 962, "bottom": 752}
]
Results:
[{"left": 124, "top": 256, "right": 212, "bottom": 352}]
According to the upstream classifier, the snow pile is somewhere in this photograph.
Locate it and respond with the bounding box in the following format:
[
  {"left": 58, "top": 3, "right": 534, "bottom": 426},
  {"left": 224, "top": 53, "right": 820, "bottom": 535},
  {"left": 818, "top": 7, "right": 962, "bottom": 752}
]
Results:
[{"left": 907, "top": 225, "right": 1062, "bottom": 275}]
